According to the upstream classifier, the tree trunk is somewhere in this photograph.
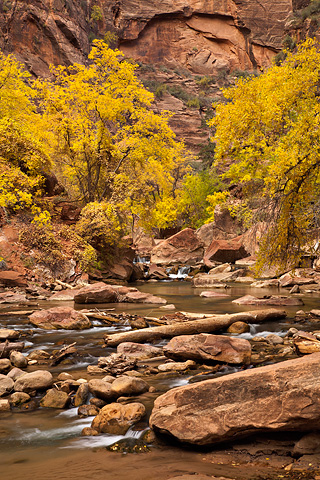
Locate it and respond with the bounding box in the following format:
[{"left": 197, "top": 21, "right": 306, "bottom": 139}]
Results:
[{"left": 104, "top": 309, "right": 286, "bottom": 347}]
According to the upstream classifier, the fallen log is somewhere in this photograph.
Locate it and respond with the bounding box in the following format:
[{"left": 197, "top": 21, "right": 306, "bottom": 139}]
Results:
[
  {"left": 0, "top": 340, "right": 24, "bottom": 358},
  {"left": 104, "top": 309, "right": 287, "bottom": 347}
]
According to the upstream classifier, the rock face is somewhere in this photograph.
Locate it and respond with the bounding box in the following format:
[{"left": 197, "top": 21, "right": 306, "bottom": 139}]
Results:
[
  {"left": 0, "top": 271, "right": 27, "bottom": 287},
  {"left": 0, "top": 1, "right": 291, "bottom": 78},
  {"left": 151, "top": 228, "right": 204, "bottom": 265},
  {"left": 164, "top": 334, "right": 251, "bottom": 364},
  {"left": 29, "top": 307, "right": 92, "bottom": 330},
  {"left": 150, "top": 353, "right": 320, "bottom": 446}
]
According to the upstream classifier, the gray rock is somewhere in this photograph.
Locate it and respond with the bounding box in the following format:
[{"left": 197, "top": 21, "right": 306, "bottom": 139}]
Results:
[
  {"left": 40, "top": 388, "right": 69, "bottom": 408},
  {"left": 0, "top": 375, "right": 14, "bottom": 397},
  {"left": 0, "top": 329, "right": 20, "bottom": 341},
  {"left": 10, "top": 392, "right": 31, "bottom": 406},
  {"left": 0, "top": 359, "right": 12, "bottom": 374},
  {"left": 117, "top": 342, "right": 162, "bottom": 359},
  {"left": 10, "top": 351, "right": 28, "bottom": 368},
  {"left": 111, "top": 376, "right": 149, "bottom": 396},
  {"left": 88, "top": 379, "right": 115, "bottom": 401},
  {"left": 7, "top": 367, "right": 25, "bottom": 381},
  {"left": 74, "top": 382, "right": 89, "bottom": 407},
  {"left": 14, "top": 370, "right": 53, "bottom": 393}
]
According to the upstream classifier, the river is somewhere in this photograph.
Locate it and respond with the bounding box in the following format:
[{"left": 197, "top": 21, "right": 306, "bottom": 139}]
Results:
[{"left": 0, "top": 281, "right": 319, "bottom": 480}]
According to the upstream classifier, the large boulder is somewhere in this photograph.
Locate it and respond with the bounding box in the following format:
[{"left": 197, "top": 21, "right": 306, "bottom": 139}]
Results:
[
  {"left": 91, "top": 402, "right": 146, "bottom": 434},
  {"left": 14, "top": 370, "right": 53, "bottom": 393},
  {"left": 150, "top": 353, "right": 320, "bottom": 446},
  {"left": 29, "top": 307, "right": 91, "bottom": 330},
  {"left": 204, "top": 236, "right": 248, "bottom": 267},
  {"left": 151, "top": 228, "right": 204, "bottom": 265},
  {"left": 74, "top": 282, "right": 118, "bottom": 304},
  {"left": 164, "top": 334, "right": 251, "bottom": 365}
]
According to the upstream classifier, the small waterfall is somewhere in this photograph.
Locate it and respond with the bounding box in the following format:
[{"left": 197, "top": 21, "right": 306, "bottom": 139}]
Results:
[
  {"left": 133, "top": 256, "right": 150, "bottom": 264},
  {"left": 168, "top": 265, "right": 190, "bottom": 280}
]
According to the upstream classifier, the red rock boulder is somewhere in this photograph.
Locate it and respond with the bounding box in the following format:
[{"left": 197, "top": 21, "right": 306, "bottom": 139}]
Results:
[
  {"left": 29, "top": 307, "right": 91, "bottom": 330},
  {"left": 164, "top": 334, "right": 251, "bottom": 365},
  {"left": 151, "top": 228, "right": 204, "bottom": 265},
  {"left": 204, "top": 236, "right": 248, "bottom": 267},
  {"left": 74, "top": 282, "right": 118, "bottom": 304},
  {"left": 150, "top": 353, "right": 320, "bottom": 446}
]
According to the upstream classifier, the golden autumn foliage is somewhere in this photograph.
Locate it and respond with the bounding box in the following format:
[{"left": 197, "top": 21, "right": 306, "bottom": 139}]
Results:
[
  {"left": 0, "top": 51, "right": 49, "bottom": 211},
  {"left": 37, "top": 40, "right": 187, "bottom": 232},
  {"left": 210, "top": 39, "right": 320, "bottom": 269}
]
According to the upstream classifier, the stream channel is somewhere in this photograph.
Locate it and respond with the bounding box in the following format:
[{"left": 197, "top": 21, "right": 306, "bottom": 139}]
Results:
[{"left": 1, "top": 280, "right": 320, "bottom": 480}]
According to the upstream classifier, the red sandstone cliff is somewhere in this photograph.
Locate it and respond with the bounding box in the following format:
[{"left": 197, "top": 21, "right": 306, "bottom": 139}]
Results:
[{"left": 0, "top": 0, "right": 295, "bottom": 77}]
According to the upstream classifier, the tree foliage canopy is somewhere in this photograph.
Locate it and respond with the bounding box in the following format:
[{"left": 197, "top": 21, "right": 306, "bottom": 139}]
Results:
[
  {"left": 210, "top": 39, "right": 320, "bottom": 269},
  {"left": 38, "top": 41, "right": 187, "bottom": 231},
  {"left": 0, "top": 52, "right": 49, "bottom": 211}
]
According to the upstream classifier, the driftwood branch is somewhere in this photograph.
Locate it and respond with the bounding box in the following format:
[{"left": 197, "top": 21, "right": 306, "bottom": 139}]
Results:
[
  {"left": 104, "top": 309, "right": 287, "bottom": 347},
  {"left": 50, "top": 342, "right": 77, "bottom": 366}
]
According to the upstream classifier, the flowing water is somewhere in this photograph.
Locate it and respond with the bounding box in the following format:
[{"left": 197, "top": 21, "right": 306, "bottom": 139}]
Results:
[{"left": 1, "top": 281, "right": 320, "bottom": 480}]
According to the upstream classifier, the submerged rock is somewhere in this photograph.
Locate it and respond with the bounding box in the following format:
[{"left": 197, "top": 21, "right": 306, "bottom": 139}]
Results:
[
  {"left": 232, "top": 295, "right": 303, "bottom": 306},
  {"left": 150, "top": 353, "right": 320, "bottom": 446},
  {"left": 164, "top": 334, "right": 251, "bottom": 365}
]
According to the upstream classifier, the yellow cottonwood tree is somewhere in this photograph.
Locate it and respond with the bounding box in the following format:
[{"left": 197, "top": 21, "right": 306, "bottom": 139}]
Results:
[
  {"left": 38, "top": 40, "right": 186, "bottom": 230},
  {"left": 210, "top": 39, "right": 320, "bottom": 269},
  {"left": 0, "top": 51, "right": 50, "bottom": 211}
]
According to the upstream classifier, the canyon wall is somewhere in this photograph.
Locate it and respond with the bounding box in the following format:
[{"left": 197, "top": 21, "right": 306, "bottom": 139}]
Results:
[{"left": 0, "top": 0, "right": 294, "bottom": 77}]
